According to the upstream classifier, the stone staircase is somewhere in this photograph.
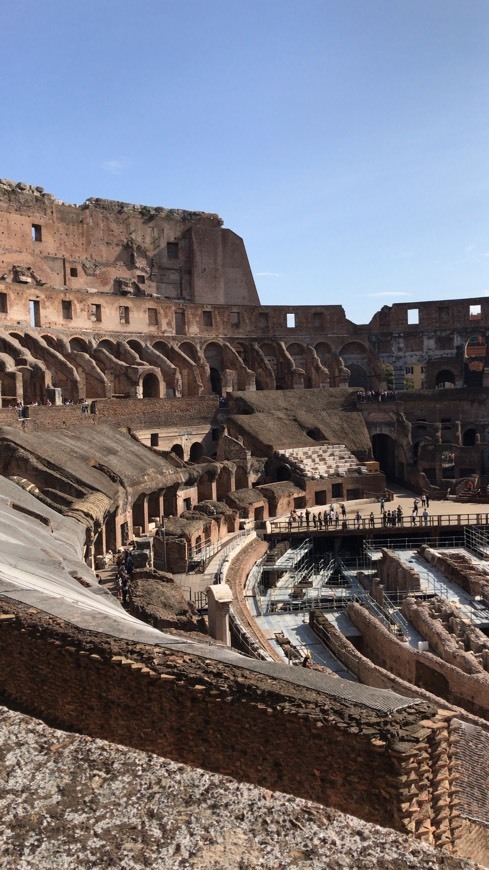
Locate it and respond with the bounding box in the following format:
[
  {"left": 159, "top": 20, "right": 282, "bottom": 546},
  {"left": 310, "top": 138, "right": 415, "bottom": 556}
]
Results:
[{"left": 278, "top": 445, "right": 368, "bottom": 480}]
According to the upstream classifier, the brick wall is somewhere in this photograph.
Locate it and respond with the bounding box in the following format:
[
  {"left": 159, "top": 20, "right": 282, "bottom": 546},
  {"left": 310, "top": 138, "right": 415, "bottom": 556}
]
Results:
[{"left": 0, "top": 598, "right": 451, "bottom": 843}]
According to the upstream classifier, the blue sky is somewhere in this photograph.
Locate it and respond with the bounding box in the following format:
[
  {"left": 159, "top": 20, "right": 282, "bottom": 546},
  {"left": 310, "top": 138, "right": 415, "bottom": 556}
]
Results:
[{"left": 1, "top": 0, "right": 488, "bottom": 323}]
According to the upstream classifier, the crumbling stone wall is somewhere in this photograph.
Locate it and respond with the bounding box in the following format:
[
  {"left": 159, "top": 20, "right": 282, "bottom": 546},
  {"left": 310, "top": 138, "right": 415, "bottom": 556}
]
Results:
[
  {"left": 377, "top": 549, "right": 422, "bottom": 593},
  {"left": 402, "top": 596, "right": 489, "bottom": 675},
  {"left": 347, "top": 602, "right": 489, "bottom": 720},
  {"left": 419, "top": 546, "right": 489, "bottom": 606},
  {"left": 0, "top": 598, "right": 473, "bottom": 853}
]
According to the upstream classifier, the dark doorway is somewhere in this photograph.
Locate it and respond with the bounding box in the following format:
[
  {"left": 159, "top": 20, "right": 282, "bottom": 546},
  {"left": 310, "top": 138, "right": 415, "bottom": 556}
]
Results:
[
  {"left": 142, "top": 373, "right": 160, "bottom": 398},
  {"left": 210, "top": 367, "right": 222, "bottom": 395},
  {"left": 371, "top": 433, "right": 397, "bottom": 478}
]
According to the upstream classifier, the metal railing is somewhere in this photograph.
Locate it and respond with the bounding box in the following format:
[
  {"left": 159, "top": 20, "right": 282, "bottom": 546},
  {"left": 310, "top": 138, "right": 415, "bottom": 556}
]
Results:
[
  {"left": 187, "top": 529, "right": 249, "bottom": 571},
  {"left": 269, "top": 512, "right": 489, "bottom": 536}
]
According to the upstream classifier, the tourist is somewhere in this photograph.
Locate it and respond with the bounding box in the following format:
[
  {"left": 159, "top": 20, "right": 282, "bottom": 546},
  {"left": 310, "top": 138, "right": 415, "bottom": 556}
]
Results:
[
  {"left": 335, "top": 512, "right": 340, "bottom": 527},
  {"left": 324, "top": 509, "right": 329, "bottom": 528},
  {"left": 411, "top": 509, "right": 417, "bottom": 526},
  {"left": 380, "top": 497, "right": 385, "bottom": 514},
  {"left": 341, "top": 503, "right": 346, "bottom": 519},
  {"left": 302, "top": 652, "right": 312, "bottom": 668},
  {"left": 318, "top": 513, "right": 323, "bottom": 529},
  {"left": 355, "top": 510, "right": 361, "bottom": 528},
  {"left": 422, "top": 508, "right": 429, "bottom": 525},
  {"left": 313, "top": 514, "right": 317, "bottom": 528},
  {"left": 369, "top": 511, "right": 375, "bottom": 528},
  {"left": 305, "top": 509, "right": 310, "bottom": 528},
  {"left": 421, "top": 494, "right": 426, "bottom": 508}
]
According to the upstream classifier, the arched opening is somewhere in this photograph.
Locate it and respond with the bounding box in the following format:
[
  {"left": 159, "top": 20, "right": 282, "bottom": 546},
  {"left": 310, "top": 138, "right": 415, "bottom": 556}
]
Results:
[
  {"left": 171, "top": 443, "right": 184, "bottom": 459},
  {"left": 235, "top": 466, "right": 248, "bottom": 489},
  {"left": 204, "top": 343, "right": 224, "bottom": 396},
  {"left": 142, "top": 372, "right": 160, "bottom": 398},
  {"left": 132, "top": 494, "right": 147, "bottom": 533},
  {"left": 197, "top": 471, "right": 214, "bottom": 502},
  {"left": 347, "top": 363, "right": 368, "bottom": 389},
  {"left": 464, "top": 334, "right": 486, "bottom": 388},
  {"left": 276, "top": 464, "right": 291, "bottom": 481},
  {"left": 216, "top": 466, "right": 232, "bottom": 500},
  {"left": 127, "top": 339, "right": 144, "bottom": 356},
  {"left": 307, "top": 428, "right": 323, "bottom": 442},
  {"left": 463, "top": 428, "right": 477, "bottom": 447},
  {"left": 148, "top": 491, "right": 161, "bottom": 522},
  {"left": 189, "top": 442, "right": 204, "bottom": 462},
  {"left": 69, "top": 337, "right": 89, "bottom": 354},
  {"left": 435, "top": 370, "right": 456, "bottom": 389},
  {"left": 179, "top": 342, "right": 199, "bottom": 362},
  {"left": 163, "top": 484, "right": 178, "bottom": 516},
  {"left": 314, "top": 342, "right": 332, "bottom": 367},
  {"left": 412, "top": 441, "right": 421, "bottom": 462},
  {"left": 43, "top": 334, "right": 59, "bottom": 351},
  {"left": 210, "top": 367, "right": 222, "bottom": 395},
  {"left": 98, "top": 339, "right": 117, "bottom": 355},
  {"left": 287, "top": 343, "right": 306, "bottom": 370},
  {"left": 371, "top": 433, "right": 397, "bottom": 478}
]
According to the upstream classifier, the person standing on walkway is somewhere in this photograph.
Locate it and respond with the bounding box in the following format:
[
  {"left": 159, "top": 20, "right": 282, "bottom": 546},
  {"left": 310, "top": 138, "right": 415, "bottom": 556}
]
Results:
[
  {"left": 305, "top": 509, "right": 310, "bottom": 528},
  {"left": 422, "top": 507, "right": 429, "bottom": 525}
]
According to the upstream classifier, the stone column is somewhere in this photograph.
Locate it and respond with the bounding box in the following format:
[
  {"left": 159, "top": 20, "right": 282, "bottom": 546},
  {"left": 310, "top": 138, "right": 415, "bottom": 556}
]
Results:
[{"left": 206, "top": 583, "right": 233, "bottom": 646}]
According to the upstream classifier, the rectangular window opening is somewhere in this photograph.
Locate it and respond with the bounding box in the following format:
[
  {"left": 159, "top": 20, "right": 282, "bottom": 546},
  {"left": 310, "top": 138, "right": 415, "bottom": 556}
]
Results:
[
  {"left": 175, "top": 311, "right": 186, "bottom": 335},
  {"left": 31, "top": 224, "right": 42, "bottom": 242},
  {"left": 150, "top": 433, "right": 159, "bottom": 447},
  {"left": 0, "top": 293, "right": 8, "bottom": 314},
  {"left": 313, "top": 312, "right": 323, "bottom": 329},
  {"left": 148, "top": 308, "right": 158, "bottom": 326},
  {"left": 29, "top": 300, "right": 41, "bottom": 327},
  {"left": 230, "top": 311, "right": 240, "bottom": 327},
  {"left": 469, "top": 304, "right": 482, "bottom": 319},
  {"left": 119, "top": 305, "right": 130, "bottom": 324},
  {"left": 258, "top": 312, "right": 269, "bottom": 328},
  {"left": 70, "top": 267, "right": 78, "bottom": 278},
  {"left": 407, "top": 308, "right": 419, "bottom": 325},
  {"left": 167, "top": 242, "right": 179, "bottom": 259},
  {"left": 203, "top": 310, "right": 213, "bottom": 327},
  {"left": 62, "top": 300, "right": 73, "bottom": 320},
  {"left": 137, "top": 274, "right": 146, "bottom": 284},
  {"left": 90, "top": 303, "right": 102, "bottom": 322},
  {"left": 286, "top": 312, "right": 296, "bottom": 328}
]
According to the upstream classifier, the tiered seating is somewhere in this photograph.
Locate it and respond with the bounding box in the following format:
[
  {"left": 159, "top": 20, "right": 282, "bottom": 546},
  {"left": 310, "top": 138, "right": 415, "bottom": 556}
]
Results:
[{"left": 278, "top": 445, "right": 367, "bottom": 480}]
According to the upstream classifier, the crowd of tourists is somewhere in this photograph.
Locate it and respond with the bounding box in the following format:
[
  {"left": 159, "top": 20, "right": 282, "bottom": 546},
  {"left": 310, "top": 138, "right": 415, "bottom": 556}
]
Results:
[{"left": 356, "top": 390, "right": 397, "bottom": 403}]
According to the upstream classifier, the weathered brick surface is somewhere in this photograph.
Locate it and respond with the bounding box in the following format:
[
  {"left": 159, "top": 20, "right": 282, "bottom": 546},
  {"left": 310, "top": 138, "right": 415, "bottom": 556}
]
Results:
[{"left": 0, "top": 596, "right": 441, "bottom": 837}]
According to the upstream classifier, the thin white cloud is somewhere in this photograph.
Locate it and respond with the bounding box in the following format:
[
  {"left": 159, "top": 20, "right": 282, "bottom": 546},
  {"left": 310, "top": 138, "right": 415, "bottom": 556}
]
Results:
[
  {"left": 367, "top": 291, "right": 411, "bottom": 298},
  {"left": 100, "top": 158, "right": 130, "bottom": 175},
  {"left": 255, "top": 271, "right": 281, "bottom": 277}
]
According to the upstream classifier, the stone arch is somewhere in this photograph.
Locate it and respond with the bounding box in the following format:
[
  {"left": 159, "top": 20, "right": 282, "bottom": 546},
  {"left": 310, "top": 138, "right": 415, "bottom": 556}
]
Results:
[
  {"left": 171, "top": 443, "right": 184, "bottom": 459},
  {"left": 127, "top": 339, "right": 144, "bottom": 356},
  {"left": 371, "top": 433, "right": 397, "bottom": 478},
  {"left": 463, "top": 428, "right": 477, "bottom": 447},
  {"left": 260, "top": 343, "right": 278, "bottom": 374},
  {"left": 153, "top": 340, "right": 171, "bottom": 357},
  {"left": 464, "top": 334, "right": 486, "bottom": 388},
  {"left": 204, "top": 342, "right": 224, "bottom": 396},
  {"left": 216, "top": 466, "right": 232, "bottom": 500},
  {"left": 315, "top": 342, "right": 333, "bottom": 367},
  {"left": 69, "top": 337, "right": 89, "bottom": 353},
  {"left": 179, "top": 341, "right": 199, "bottom": 362},
  {"left": 141, "top": 372, "right": 161, "bottom": 398},
  {"left": 276, "top": 464, "right": 291, "bottom": 481},
  {"left": 189, "top": 441, "right": 204, "bottom": 462},
  {"left": 435, "top": 369, "right": 456, "bottom": 389},
  {"left": 41, "top": 334, "right": 58, "bottom": 351},
  {"left": 287, "top": 343, "right": 306, "bottom": 370},
  {"left": 97, "top": 338, "right": 117, "bottom": 354}
]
